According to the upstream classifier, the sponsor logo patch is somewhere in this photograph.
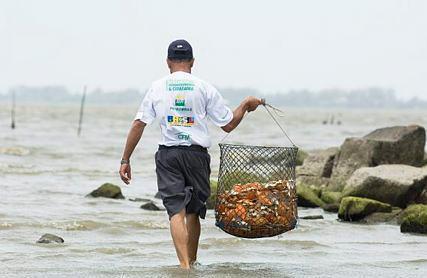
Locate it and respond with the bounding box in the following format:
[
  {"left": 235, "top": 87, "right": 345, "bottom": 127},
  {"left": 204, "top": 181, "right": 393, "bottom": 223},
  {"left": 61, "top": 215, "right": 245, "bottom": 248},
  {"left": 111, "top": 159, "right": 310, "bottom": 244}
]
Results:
[
  {"left": 176, "top": 132, "right": 190, "bottom": 140},
  {"left": 167, "top": 115, "right": 195, "bottom": 127},
  {"left": 174, "top": 95, "right": 186, "bottom": 106}
]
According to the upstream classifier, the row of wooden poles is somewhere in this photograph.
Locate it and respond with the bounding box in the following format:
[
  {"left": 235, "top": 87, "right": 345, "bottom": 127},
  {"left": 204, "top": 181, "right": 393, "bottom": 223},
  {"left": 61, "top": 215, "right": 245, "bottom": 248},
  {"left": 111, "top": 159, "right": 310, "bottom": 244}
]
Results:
[{"left": 9, "top": 86, "right": 87, "bottom": 137}]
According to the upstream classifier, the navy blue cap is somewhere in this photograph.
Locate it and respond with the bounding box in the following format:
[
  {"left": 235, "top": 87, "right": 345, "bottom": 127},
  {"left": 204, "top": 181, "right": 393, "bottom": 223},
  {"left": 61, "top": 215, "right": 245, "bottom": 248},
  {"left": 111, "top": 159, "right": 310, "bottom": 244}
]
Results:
[{"left": 167, "top": 39, "right": 193, "bottom": 60}]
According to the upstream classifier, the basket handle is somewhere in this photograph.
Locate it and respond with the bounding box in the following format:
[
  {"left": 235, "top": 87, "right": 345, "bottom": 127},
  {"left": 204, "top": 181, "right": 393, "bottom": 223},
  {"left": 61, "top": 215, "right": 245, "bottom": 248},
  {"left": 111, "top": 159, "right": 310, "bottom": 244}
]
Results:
[
  {"left": 261, "top": 98, "right": 297, "bottom": 147},
  {"left": 220, "top": 98, "right": 297, "bottom": 147}
]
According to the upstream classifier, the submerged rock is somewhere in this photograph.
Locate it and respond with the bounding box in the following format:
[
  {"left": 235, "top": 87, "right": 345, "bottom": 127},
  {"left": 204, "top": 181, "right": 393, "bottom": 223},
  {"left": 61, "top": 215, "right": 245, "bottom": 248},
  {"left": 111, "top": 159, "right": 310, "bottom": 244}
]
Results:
[
  {"left": 400, "top": 204, "right": 427, "bottom": 234},
  {"left": 297, "top": 184, "right": 326, "bottom": 208},
  {"left": 87, "top": 183, "right": 125, "bottom": 199},
  {"left": 300, "top": 215, "right": 324, "bottom": 220},
  {"left": 342, "top": 165, "right": 427, "bottom": 208},
  {"left": 338, "top": 197, "right": 392, "bottom": 222},
  {"left": 331, "top": 125, "right": 426, "bottom": 186},
  {"left": 128, "top": 197, "right": 151, "bottom": 202},
  {"left": 140, "top": 201, "right": 161, "bottom": 211},
  {"left": 360, "top": 207, "right": 402, "bottom": 224},
  {"left": 37, "top": 233, "right": 64, "bottom": 244}
]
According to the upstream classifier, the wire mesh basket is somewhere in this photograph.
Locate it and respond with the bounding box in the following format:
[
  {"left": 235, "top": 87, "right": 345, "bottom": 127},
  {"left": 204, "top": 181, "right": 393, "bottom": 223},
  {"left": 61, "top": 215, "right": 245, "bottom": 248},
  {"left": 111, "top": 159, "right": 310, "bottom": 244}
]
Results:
[{"left": 215, "top": 143, "right": 299, "bottom": 238}]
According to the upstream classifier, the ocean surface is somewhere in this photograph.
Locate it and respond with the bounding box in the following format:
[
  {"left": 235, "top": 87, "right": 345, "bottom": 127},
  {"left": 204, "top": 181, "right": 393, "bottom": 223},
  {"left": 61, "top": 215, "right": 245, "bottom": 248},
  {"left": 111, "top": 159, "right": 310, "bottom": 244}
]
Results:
[{"left": 1, "top": 103, "right": 427, "bottom": 278}]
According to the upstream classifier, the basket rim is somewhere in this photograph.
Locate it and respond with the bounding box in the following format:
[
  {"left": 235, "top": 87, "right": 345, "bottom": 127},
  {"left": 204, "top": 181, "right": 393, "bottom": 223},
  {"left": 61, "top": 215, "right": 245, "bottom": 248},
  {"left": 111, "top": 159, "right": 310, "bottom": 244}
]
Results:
[{"left": 218, "top": 142, "right": 298, "bottom": 151}]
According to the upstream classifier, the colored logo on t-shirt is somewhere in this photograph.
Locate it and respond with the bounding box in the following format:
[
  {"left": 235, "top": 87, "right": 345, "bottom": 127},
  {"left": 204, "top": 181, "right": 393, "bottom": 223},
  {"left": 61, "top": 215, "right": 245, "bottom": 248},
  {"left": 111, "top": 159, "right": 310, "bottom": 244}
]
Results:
[
  {"left": 167, "top": 80, "right": 195, "bottom": 92},
  {"left": 174, "top": 95, "right": 186, "bottom": 106},
  {"left": 176, "top": 132, "right": 190, "bottom": 141},
  {"left": 167, "top": 115, "right": 194, "bottom": 127}
]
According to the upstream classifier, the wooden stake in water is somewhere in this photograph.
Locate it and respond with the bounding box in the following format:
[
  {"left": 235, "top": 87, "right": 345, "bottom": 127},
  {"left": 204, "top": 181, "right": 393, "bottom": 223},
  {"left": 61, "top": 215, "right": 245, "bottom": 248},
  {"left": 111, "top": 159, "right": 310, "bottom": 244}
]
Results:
[
  {"left": 11, "top": 90, "right": 16, "bottom": 129},
  {"left": 77, "top": 86, "right": 87, "bottom": 136}
]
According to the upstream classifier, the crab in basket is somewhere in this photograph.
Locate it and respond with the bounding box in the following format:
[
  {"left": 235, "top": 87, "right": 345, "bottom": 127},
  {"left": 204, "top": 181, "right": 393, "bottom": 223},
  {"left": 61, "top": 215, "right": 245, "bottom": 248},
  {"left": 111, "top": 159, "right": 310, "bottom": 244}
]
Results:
[{"left": 216, "top": 180, "right": 296, "bottom": 230}]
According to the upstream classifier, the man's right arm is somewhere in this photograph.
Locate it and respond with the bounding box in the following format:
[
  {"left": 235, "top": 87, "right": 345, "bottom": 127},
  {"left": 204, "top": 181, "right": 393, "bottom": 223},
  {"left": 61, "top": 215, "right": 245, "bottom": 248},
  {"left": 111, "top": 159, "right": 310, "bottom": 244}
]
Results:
[
  {"left": 119, "top": 120, "right": 146, "bottom": 184},
  {"left": 221, "top": 96, "right": 263, "bottom": 133}
]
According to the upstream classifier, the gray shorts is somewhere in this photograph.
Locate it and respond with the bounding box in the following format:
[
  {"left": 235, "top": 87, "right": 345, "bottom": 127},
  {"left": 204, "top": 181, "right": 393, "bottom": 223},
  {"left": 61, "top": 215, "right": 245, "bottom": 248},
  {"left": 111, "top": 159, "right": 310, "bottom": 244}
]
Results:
[{"left": 155, "top": 145, "right": 211, "bottom": 219}]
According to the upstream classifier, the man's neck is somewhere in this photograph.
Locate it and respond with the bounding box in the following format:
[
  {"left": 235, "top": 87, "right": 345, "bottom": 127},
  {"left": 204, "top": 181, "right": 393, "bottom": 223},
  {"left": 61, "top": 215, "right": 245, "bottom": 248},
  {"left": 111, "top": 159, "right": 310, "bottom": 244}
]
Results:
[{"left": 170, "top": 67, "right": 191, "bottom": 74}]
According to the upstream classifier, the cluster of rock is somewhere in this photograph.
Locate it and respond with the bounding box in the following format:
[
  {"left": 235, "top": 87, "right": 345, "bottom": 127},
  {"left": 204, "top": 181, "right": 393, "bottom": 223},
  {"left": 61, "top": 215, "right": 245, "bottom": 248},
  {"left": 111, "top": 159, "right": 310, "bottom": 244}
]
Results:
[
  {"left": 297, "top": 125, "right": 427, "bottom": 234},
  {"left": 87, "top": 183, "right": 163, "bottom": 211}
]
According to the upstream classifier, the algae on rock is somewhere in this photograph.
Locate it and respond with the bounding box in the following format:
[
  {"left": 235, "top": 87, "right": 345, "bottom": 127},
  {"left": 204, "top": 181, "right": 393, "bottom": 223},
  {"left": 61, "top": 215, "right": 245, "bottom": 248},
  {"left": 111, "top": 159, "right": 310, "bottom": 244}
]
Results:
[{"left": 338, "top": 197, "right": 392, "bottom": 222}]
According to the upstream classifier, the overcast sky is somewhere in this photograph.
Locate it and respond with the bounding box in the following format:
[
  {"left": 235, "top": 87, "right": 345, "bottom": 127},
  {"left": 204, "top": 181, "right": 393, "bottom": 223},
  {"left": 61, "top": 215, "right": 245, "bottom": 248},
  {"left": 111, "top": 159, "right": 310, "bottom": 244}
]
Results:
[{"left": 1, "top": 0, "right": 426, "bottom": 99}]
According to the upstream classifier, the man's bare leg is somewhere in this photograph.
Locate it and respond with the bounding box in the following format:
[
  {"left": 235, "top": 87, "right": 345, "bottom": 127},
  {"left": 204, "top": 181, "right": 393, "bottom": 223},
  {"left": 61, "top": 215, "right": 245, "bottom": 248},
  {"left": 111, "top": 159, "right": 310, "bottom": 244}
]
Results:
[
  {"left": 170, "top": 209, "right": 190, "bottom": 269},
  {"left": 186, "top": 213, "right": 201, "bottom": 264}
]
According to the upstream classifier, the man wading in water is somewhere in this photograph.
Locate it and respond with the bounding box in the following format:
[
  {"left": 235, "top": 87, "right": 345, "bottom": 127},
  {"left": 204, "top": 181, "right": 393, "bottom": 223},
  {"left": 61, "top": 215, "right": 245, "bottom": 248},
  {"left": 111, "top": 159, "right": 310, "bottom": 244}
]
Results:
[{"left": 119, "top": 39, "right": 262, "bottom": 269}]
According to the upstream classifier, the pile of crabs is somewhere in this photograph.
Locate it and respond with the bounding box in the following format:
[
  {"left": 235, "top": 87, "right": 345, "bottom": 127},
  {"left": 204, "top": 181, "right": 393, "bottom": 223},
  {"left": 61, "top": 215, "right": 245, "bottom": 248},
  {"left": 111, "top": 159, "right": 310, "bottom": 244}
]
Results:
[{"left": 215, "top": 180, "right": 297, "bottom": 232}]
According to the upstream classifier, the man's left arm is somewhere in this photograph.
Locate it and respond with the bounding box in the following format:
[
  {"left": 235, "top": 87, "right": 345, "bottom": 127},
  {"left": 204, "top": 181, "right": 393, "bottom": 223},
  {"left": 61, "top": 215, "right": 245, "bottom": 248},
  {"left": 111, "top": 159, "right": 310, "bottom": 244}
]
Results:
[{"left": 119, "top": 120, "right": 146, "bottom": 184}]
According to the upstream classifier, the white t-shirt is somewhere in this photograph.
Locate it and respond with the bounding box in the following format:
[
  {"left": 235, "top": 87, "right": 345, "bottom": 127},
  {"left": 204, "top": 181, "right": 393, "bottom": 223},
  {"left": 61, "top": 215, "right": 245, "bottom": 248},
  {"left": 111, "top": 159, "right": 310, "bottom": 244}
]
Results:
[{"left": 134, "top": 71, "right": 233, "bottom": 148}]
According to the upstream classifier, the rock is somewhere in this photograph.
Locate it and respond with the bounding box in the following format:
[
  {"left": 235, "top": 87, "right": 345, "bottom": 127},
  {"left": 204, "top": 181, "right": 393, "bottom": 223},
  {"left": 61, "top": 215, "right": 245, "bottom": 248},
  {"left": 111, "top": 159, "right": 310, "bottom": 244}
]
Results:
[
  {"left": 37, "top": 233, "right": 64, "bottom": 244},
  {"left": 87, "top": 183, "right": 125, "bottom": 199},
  {"left": 300, "top": 215, "right": 324, "bottom": 220},
  {"left": 298, "top": 147, "right": 339, "bottom": 178},
  {"left": 360, "top": 207, "right": 402, "bottom": 224},
  {"left": 400, "top": 204, "right": 427, "bottom": 234},
  {"left": 297, "top": 147, "right": 340, "bottom": 191},
  {"left": 297, "top": 176, "right": 330, "bottom": 189},
  {"left": 140, "top": 201, "right": 161, "bottom": 211},
  {"left": 296, "top": 149, "right": 309, "bottom": 166},
  {"left": 128, "top": 197, "right": 152, "bottom": 202},
  {"left": 206, "top": 180, "right": 217, "bottom": 209},
  {"left": 297, "top": 184, "right": 326, "bottom": 208},
  {"left": 320, "top": 191, "right": 342, "bottom": 204},
  {"left": 154, "top": 191, "right": 162, "bottom": 199},
  {"left": 338, "top": 197, "right": 392, "bottom": 221},
  {"left": 343, "top": 165, "right": 427, "bottom": 208},
  {"left": 415, "top": 188, "right": 427, "bottom": 204},
  {"left": 332, "top": 125, "right": 426, "bottom": 184},
  {"left": 323, "top": 203, "right": 340, "bottom": 213}
]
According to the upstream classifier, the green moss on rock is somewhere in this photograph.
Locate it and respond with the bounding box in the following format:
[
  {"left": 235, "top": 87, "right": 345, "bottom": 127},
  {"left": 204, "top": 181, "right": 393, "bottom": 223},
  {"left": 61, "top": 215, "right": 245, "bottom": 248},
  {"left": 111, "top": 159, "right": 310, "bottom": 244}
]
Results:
[
  {"left": 87, "top": 183, "right": 125, "bottom": 199},
  {"left": 338, "top": 197, "right": 392, "bottom": 222},
  {"left": 400, "top": 204, "right": 427, "bottom": 234},
  {"left": 297, "top": 184, "right": 326, "bottom": 208},
  {"left": 320, "top": 191, "right": 342, "bottom": 204},
  {"left": 296, "top": 149, "right": 309, "bottom": 166}
]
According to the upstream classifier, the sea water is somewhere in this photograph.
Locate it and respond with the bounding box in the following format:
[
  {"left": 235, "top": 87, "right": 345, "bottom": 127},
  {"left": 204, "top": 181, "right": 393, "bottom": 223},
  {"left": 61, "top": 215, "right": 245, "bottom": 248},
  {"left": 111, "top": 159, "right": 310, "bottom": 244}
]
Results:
[{"left": 1, "top": 104, "right": 427, "bottom": 277}]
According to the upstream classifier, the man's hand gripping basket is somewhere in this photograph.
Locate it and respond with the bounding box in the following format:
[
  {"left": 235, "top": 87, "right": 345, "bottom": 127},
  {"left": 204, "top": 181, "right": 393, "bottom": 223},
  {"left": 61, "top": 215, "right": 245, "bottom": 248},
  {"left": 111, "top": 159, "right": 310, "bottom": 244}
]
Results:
[{"left": 215, "top": 103, "right": 298, "bottom": 238}]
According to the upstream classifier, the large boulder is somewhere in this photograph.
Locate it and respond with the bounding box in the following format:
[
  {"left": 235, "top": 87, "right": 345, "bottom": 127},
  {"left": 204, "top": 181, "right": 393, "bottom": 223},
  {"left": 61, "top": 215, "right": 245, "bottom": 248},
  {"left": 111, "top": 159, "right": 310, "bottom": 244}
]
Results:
[
  {"left": 331, "top": 125, "right": 426, "bottom": 185},
  {"left": 342, "top": 165, "right": 427, "bottom": 208},
  {"left": 415, "top": 188, "right": 427, "bottom": 204},
  {"left": 320, "top": 191, "right": 342, "bottom": 204},
  {"left": 87, "top": 183, "right": 125, "bottom": 199},
  {"left": 399, "top": 204, "right": 427, "bottom": 234},
  {"left": 338, "top": 197, "right": 392, "bottom": 221},
  {"left": 298, "top": 147, "right": 339, "bottom": 178},
  {"left": 297, "top": 147, "right": 339, "bottom": 189}
]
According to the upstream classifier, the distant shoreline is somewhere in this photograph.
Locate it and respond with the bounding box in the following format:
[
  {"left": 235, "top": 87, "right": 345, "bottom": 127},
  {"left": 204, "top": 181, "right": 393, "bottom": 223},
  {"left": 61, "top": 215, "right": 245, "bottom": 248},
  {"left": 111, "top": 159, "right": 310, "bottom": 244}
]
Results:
[{"left": 1, "top": 86, "right": 426, "bottom": 108}]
